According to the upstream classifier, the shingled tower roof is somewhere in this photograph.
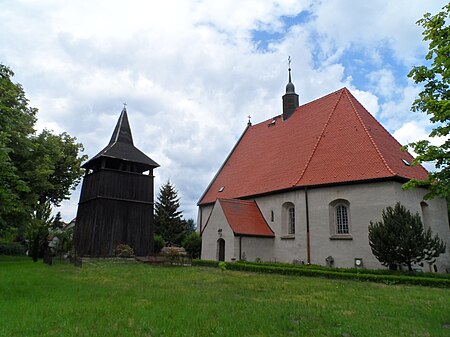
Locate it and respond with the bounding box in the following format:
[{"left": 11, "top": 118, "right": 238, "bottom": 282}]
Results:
[
  {"left": 82, "top": 108, "right": 159, "bottom": 171},
  {"left": 199, "top": 87, "right": 428, "bottom": 205}
]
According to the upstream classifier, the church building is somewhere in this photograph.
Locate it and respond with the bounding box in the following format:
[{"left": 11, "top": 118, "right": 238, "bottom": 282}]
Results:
[{"left": 197, "top": 68, "right": 450, "bottom": 271}]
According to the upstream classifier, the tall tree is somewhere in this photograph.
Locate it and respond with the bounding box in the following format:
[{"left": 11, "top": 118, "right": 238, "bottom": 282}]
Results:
[
  {"left": 0, "top": 64, "right": 86, "bottom": 248},
  {"left": 26, "top": 130, "right": 86, "bottom": 208},
  {"left": 403, "top": 4, "right": 450, "bottom": 199},
  {"left": 154, "top": 181, "right": 189, "bottom": 245},
  {"left": 0, "top": 64, "right": 36, "bottom": 235},
  {"left": 368, "top": 202, "right": 446, "bottom": 271}
]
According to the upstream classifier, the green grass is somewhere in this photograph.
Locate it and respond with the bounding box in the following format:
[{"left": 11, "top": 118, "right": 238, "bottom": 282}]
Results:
[{"left": 1, "top": 257, "right": 449, "bottom": 337}]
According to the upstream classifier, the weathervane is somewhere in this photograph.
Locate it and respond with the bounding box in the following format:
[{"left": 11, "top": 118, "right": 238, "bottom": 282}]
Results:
[
  {"left": 123, "top": 102, "right": 127, "bottom": 109},
  {"left": 288, "top": 56, "right": 291, "bottom": 70},
  {"left": 247, "top": 115, "right": 252, "bottom": 126}
]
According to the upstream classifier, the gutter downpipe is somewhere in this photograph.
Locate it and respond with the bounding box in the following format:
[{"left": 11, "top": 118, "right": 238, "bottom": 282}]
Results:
[
  {"left": 305, "top": 187, "right": 311, "bottom": 264},
  {"left": 239, "top": 236, "right": 242, "bottom": 260}
]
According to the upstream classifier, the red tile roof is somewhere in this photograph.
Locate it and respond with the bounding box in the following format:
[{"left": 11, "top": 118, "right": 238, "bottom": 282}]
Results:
[
  {"left": 211, "top": 199, "right": 274, "bottom": 237},
  {"left": 199, "top": 88, "right": 428, "bottom": 205}
]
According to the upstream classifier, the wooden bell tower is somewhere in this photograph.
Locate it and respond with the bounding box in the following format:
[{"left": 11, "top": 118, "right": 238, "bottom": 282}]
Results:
[{"left": 74, "top": 108, "right": 159, "bottom": 256}]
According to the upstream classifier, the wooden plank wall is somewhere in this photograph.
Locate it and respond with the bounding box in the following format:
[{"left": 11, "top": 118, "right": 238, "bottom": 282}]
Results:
[{"left": 74, "top": 169, "right": 154, "bottom": 256}]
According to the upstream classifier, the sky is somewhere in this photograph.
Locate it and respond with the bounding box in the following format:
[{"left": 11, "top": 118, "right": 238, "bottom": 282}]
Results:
[{"left": 1, "top": 0, "right": 447, "bottom": 223}]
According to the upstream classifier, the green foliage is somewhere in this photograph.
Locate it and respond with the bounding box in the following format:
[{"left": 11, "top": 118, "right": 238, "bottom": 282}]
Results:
[
  {"left": 0, "top": 64, "right": 86, "bottom": 242},
  {"left": 154, "top": 181, "right": 192, "bottom": 245},
  {"left": 368, "top": 202, "right": 446, "bottom": 271},
  {"left": 27, "top": 129, "right": 87, "bottom": 207},
  {"left": 218, "top": 261, "right": 227, "bottom": 271},
  {"left": 52, "top": 212, "right": 64, "bottom": 229},
  {"left": 191, "top": 259, "right": 219, "bottom": 268},
  {"left": 153, "top": 234, "right": 165, "bottom": 253},
  {"left": 403, "top": 4, "right": 450, "bottom": 199},
  {"left": 193, "top": 260, "right": 450, "bottom": 287},
  {"left": 114, "top": 244, "right": 135, "bottom": 258},
  {"left": 26, "top": 201, "right": 54, "bottom": 262},
  {"left": 0, "top": 64, "right": 35, "bottom": 233},
  {"left": 0, "top": 242, "right": 26, "bottom": 255},
  {"left": 161, "top": 246, "right": 187, "bottom": 265},
  {"left": 49, "top": 226, "right": 73, "bottom": 257},
  {"left": 228, "top": 260, "right": 450, "bottom": 279},
  {"left": 182, "top": 232, "right": 201, "bottom": 258}
]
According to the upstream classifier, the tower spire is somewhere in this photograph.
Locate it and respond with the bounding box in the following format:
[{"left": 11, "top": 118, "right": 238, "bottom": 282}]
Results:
[
  {"left": 282, "top": 56, "right": 299, "bottom": 120},
  {"left": 288, "top": 56, "right": 292, "bottom": 83}
]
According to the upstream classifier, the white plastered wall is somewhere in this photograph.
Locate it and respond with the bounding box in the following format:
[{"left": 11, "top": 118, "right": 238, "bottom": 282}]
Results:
[
  {"left": 199, "top": 181, "right": 449, "bottom": 271},
  {"left": 200, "top": 201, "right": 235, "bottom": 261}
]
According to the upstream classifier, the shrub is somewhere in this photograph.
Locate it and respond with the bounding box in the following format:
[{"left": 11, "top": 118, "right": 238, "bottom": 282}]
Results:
[
  {"left": 0, "top": 242, "right": 26, "bottom": 256},
  {"left": 218, "top": 261, "right": 227, "bottom": 271},
  {"left": 114, "top": 244, "right": 135, "bottom": 258},
  {"left": 182, "top": 232, "right": 201, "bottom": 258},
  {"left": 161, "top": 246, "right": 187, "bottom": 265},
  {"left": 192, "top": 259, "right": 219, "bottom": 268},
  {"left": 153, "top": 234, "right": 165, "bottom": 254},
  {"left": 193, "top": 260, "right": 450, "bottom": 288},
  {"left": 368, "top": 202, "right": 446, "bottom": 271}
]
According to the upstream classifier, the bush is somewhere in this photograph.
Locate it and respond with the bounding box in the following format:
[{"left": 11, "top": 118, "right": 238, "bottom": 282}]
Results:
[
  {"left": 114, "top": 244, "right": 134, "bottom": 258},
  {"left": 182, "top": 232, "right": 201, "bottom": 258},
  {"left": 0, "top": 242, "right": 26, "bottom": 256},
  {"left": 153, "top": 234, "right": 165, "bottom": 254},
  {"left": 192, "top": 259, "right": 219, "bottom": 268},
  {"left": 192, "top": 260, "right": 450, "bottom": 288}
]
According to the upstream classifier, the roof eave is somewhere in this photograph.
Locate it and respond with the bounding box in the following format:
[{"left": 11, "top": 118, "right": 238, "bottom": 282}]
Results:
[{"left": 197, "top": 175, "right": 422, "bottom": 206}]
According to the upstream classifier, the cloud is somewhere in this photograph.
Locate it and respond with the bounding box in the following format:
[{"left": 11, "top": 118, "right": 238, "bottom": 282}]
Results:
[{"left": 1, "top": 0, "right": 443, "bottom": 222}]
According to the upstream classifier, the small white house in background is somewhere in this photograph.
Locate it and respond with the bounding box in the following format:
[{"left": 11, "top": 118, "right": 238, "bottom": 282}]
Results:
[{"left": 197, "top": 69, "right": 450, "bottom": 272}]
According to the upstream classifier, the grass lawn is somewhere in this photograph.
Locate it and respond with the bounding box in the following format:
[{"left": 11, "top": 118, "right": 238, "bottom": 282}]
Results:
[{"left": 0, "top": 257, "right": 449, "bottom": 337}]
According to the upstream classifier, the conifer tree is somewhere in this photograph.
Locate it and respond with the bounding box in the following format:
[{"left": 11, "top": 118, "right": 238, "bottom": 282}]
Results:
[
  {"left": 368, "top": 202, "right": 446, "bottom": 271},
  {"left": 154, "top": 181, "right": 187, "bottom": 245}
]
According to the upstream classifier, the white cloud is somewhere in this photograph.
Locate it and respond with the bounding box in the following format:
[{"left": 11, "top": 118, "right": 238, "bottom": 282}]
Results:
[
  {"left": 393, "top": 121, "right": 446, "bottom": 147},
  {"left": 1, "top": 0, "right": 443, "bottom": 222}
]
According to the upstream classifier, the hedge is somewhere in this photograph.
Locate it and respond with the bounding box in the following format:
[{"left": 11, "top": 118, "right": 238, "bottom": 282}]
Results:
[
  {"left": 192, "top": 260, "right": 450, "bottom": 287},
  {"left": 231, "top": 260, "right": 450, "bottom": 279},
  {"left": 0, "top": 242, "right": 26, "bottom": 256}
]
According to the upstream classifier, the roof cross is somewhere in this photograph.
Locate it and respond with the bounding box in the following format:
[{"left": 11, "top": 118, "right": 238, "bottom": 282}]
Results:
[{"left": 247, "top": 115, "right": 252, "bottom": 126}]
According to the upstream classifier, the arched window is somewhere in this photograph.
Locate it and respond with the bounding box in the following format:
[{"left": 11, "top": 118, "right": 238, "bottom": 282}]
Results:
[
  {"left": 288, "top": 207, "right": 295, "bottom": 234},
  {"left": 282, "top": 202, "right": 295, "bottom": 236},
  {"left": 335, "top": 204, "right": 349, "bottom": 234},
  {"left": 329, "top": 199, "right": 351, "bottom": 238},
  {"left": 420, "top": 201, "right": 430, "bottom": 230}
]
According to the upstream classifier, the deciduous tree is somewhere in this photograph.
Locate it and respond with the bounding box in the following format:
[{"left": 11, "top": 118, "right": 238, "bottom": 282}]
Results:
[
  {"left": 0, "top": 64, "right": 86, "bottom": 252},
  {"left": 403, "top": 4, "right": 450, "bottom": 199}
]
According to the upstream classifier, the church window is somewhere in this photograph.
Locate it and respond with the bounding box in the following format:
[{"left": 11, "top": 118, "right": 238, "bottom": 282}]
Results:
[
  {"left": 335, "top": 204, "right": 349, "bottom": 234},
  {"left": 282, "top": 202, "right": 295, "bottom": 236},
  {"left": 329, "top": 199, "right": 352, "bottom": 239},
  {"left": 288, "top": 207, "right": 295, "bottom": 234}
]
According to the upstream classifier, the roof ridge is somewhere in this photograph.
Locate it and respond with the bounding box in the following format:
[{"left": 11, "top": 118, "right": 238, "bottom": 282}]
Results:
[
  {"left": 344, "top": 89, "right": 396, "bottom": 176},
  {"left": 253, "top": 88, "right": 345, "bottom": 128},
  {"left": 293, "top": 88, "right": 345, "bottom": 186}
]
